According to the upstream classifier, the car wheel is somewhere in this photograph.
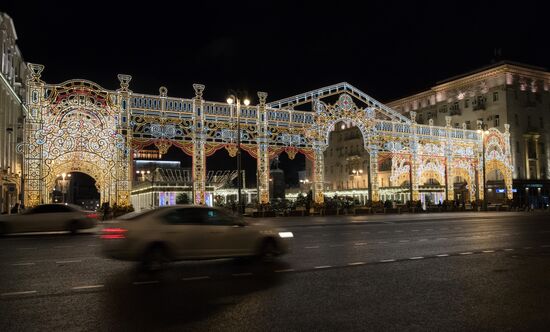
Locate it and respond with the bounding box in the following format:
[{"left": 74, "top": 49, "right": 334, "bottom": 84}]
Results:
[
  {"left": 67, "top": 220, "right": 79, "bottom": 235},
  {"left": 258, "top": 238, "right": 278, "bottom": 262},
  {"left": 142, "top": 244, "right": 170, "bottom": 272}
]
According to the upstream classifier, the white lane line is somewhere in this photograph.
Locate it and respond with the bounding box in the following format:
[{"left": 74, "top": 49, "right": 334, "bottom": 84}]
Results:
[
  {"left": 87, "top": 244, "right": 99, "bottom": 247},
  {"left": 133, "top": 280, "right": 159, "bottom": 285},
  {"left": 354, "top": 242, "right": 367, "bottom": 246},
  {"left": 482, "top": 250, "right": 495, "bottom": 253},
  {"left": 314, "top": 265, "right": 331, "bottom": 269},
  {"left": 232, "top": 272, "right": 253, "bottom": 277},
  {"left": 274, "top": 268, "right": 295, "bottom": 273},
  {"left": 305, "top": 246, "right": 320, "bottom": 249},
  {"left": 330, "top": 244, "right": 344, "bottom": 247},
  {"left": 412, "top": 230, "right": 420, "bottom": 232},
  {"left": 459, "top": 252, "right": 473, "bottom": 255},
  {"left": 1, "top": 290, "right": 37, "bottom": 296},
  {"left": 12, "top": 262, "right": 35, "bottom": 266},
  {"left": 399, "top": 240, "right": 410, "bottom": 243},
  {"left": 504, "top": 248, "right": 514, "bottom": 251},
  {"left": 182, "top": 276, "right": 210, "bottom": 281},
  {"left": 54, "top": 246, "right": 73, "bottom": 248},
  {"left": 436, "top": 254, "right": 449, "bottom": 257},
  {"left": 437, "top": 238, "right": 448, "bottom": 240},
  {"left": 377, "top": 241, "right": 388, "bottom": 244},
  {"left": 426, "top": 229, "right": 434, "bottom": 231},
  {"left": 348, "top": 262, "right": 366, "bottom": 266},
  {"left": 56, "top": 260, "right": 82, "bottom": 264},
  {"left": 380, "top": 259, "right": 396, "bottom": 263},
  {"left": 409, "top": 256, "right": 424, "bottom": 260},
  {"left": 418, "top": 239, "right": 428, "bottom": 242},
  {"left": 72, "top": 284, "right": 104, "bottom": 290},
  {"left": 395, "top": 230, "right": 403, "bottom": 233}
]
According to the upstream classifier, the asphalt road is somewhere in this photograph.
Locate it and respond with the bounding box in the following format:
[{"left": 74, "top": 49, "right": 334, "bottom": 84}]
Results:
[{"left": 1, "top": 212, "right": 549, "bottom": 331}]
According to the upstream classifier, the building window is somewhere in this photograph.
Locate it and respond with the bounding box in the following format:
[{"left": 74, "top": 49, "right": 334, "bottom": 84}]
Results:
[
  {"left": 439, "top": 105, "right": 448, "bottom": 113},
  {"left": 465, "top": 120, "right": 471, "bottom": 129},
  {"left": 494, "top": 115, "right": 500, "bottom": 127},
  {"left": 464, "top": 99, "right": 469, "bottom": 108},
  {"left": 493, "top": 91, "right": 499, "bottom": 102}
]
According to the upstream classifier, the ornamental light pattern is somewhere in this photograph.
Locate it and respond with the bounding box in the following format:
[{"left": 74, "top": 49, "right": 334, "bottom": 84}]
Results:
[{"left": 20, "top": 64, "right": 514, "bottom": 207}]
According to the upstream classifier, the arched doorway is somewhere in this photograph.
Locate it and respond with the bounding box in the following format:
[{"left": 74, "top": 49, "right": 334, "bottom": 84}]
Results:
[{"left": 51, "top": 172, "right": 100, "bottom": 210}]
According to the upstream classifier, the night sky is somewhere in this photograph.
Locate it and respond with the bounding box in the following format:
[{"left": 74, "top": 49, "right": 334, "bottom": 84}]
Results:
[{"left": 4, "top": 0, "right": 550, "bottom": 189}]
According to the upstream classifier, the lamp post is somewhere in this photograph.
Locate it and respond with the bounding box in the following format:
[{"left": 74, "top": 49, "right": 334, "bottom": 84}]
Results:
[
  {"left": 56, "top": 173, "right": 71, "bottom": 203},
  {"left": 227, "top": 94, "right": 250, "bottom": 215}
]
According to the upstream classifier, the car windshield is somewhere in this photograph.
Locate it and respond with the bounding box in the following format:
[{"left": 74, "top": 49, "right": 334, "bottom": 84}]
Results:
[{"left": 116, "top": 209, "right": 156, "bottom": 220}]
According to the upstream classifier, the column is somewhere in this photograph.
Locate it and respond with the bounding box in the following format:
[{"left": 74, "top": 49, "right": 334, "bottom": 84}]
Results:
[
  {"left": 444, "top": 116, "right": 454, "bottom": 201},
  {"left": 313, "top": 142, "right": 326, "bottom": 204},
  {"left": 524, "top": 135, "right": 530, "bottom": 179},
  {"left": 115, "top": 74, "right": 133, "bottom": 206},
  {"left": 192, "top": 84, "right": 206, "bottom": 205},
  {"left": 410, "top": 112, "right": 420, "bottom": 201},
  {"left": 534, "top": 135, "right": 540, "bottom": 179},
  {"left": 256, "top": 92, "right": 270, "bottom": 204},
  {"left": 369, "top": 148, "right": 380, "bottom": 202}
]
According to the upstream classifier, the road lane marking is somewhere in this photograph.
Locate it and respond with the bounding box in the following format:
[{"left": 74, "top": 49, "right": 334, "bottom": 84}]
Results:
[
  {"left": 504, "top": 248, "right": 514, "bottom": 251},
  {"left": 330, "top": 244, "right": 344, "bottom": 247},
  {"left": 56, "top": 260, "right": 82, "bottom": 264},
  {"left": 380, "top": 259, "right": 396, "bottom": 263},
  {"left": 412, "top": 230, "right": 420, "bottom": 232},
  {"left": 523, "top": 247, "right": 532, "bottom": 249},
  {"left": 436, "top": 254, "right": 449, "bottom": 257},
  {"left": 399, "top": 240, "right": 410, "bottom": 243},
  {"left": 133, "top": 280, "right": 159, "bottom": 285},
  {"left": 436, "top": 238, "right": 448, "bottom": 240},
  {"left": 232, "top": 272, "right": 253, "bottom": 277},
  {"left": 1, "top": 290, "right": 37, "bottom": 296},
  {"left": 12, "top": 262, "right": 35, "bottom": 266},
  {"left": 314, "top": 265, "right": 331, "bottom": 269},
  {"left": 348, "top": 262, "right": 366, "bottom": 266},
  {"left": 395, "top": 230, "right": 403, "bottom": 233},
  {"left": 418, "top": 239, "right": 428, "bottom": 241},
  {"left": 182, "top": 276, "right": 210, "bottom": 281},
  {"left": 305, "top": 246, "right": 320, "bottom": 249},
  {"left": 482, "top": 250, "right": 495, "bottom": 253},
  {"left": 72, "top": 284, "right": 104, "bottom": 290},
  {"left": 409, "top": 257, "right": 424, "bottom": 260},
  {"left": 54, "top": 246, "right": 73, "bottom": 248},
  {"left": 377, "top": 241, "right": 388, "bottom": 244},
  {"left": 354, "top": 242, "right": 367, "bottom": 246},
  {"left": 425, "top": 229, "right": 433, "bottom": 231},
  {"left": 87, "top": 244, "right": 99, "bottom": 247},
  {"left": 274, "top": 269, "right": 295, "bottom": 273},
  {"left": 459, "top": 252, "right": 473, "bottom": 255}
]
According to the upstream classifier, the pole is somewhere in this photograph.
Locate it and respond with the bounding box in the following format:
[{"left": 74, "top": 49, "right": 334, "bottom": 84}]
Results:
[
  {"left": 237, "top": 99, "right": 243, "bottom": 215},
  {"left": 482, "top": 133, "right": 487, "bottom": 211},
  {"left": 366, "top": 153, "right": 372, "bottom": 203},
  {"left": 151, "top": 167, "right": 155, "bottom": 209}
]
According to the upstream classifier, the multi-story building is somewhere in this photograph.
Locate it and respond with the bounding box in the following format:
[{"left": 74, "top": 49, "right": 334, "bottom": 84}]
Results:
[
  {"left": 0, "top": 13, "right": 27, "bottom": 214},
  {"left": 387, "top": 61, "right": 550, "bottom": 207}
]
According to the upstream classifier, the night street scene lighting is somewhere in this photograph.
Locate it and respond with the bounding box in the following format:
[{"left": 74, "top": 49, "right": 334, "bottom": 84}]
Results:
[{"left": 0, "top": 1, "right": 550, "bottom": 331}]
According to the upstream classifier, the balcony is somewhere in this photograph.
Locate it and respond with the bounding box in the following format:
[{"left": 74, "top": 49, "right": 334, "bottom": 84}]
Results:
[{"left": 473, "top": 102, "right": 486, "bottom": 111}]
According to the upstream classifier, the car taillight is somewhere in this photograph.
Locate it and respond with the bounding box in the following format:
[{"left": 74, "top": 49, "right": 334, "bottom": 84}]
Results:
[
  {"left": 101, "top": 227, "right": 127, "bottom": 239},
  {"left": 86, "top": 213, "right": 98, "bottom": 219}
]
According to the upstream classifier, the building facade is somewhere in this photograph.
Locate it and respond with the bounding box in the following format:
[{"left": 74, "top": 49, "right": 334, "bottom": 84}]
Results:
[
  {"left": 0, "top": 13, "right": 27, "bottom": 214},
  {"left": 387, "top": 61, "right": 550, "bottom": 207}
]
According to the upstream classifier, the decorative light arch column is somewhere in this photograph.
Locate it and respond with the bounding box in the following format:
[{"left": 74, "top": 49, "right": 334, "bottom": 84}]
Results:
[
  {"left": 256, "top": 91, "right": 270, "bottom": 204},
  {"left": 192, "top": 84, "right": 206, "bottom": 205}
]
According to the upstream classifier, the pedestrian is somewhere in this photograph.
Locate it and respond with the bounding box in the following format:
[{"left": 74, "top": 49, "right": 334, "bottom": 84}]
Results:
[{"left": 10, "top": 203, "right": 20, "bottom": 214}]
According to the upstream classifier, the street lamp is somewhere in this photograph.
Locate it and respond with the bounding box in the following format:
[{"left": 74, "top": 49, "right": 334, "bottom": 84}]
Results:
[
  {"left": 477, "top": 128, "right": 489, "bottom": 211},
  {"left": 57, "top": 173, "right": 71, "bottom": 203},
  {"left": 227, "top": 94, "right": 250, "bottom": 215}
]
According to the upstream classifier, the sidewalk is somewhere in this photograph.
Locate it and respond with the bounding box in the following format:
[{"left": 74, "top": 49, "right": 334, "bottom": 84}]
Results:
[{"left": 245, "top": 210, "right": 549, "bottom": 228}]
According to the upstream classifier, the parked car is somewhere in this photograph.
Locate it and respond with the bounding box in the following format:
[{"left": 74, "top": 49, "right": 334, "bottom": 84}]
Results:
[
  {"left": 0, "top": 204, "right": 98, "bottom": 235},
  {"left": 101, "top": 205, "right": 293, "bottom": 270}
]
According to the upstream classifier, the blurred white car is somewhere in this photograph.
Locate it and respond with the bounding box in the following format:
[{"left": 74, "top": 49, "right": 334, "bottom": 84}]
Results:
[
  {"left": 101, "top": 205, "right": 293, "bottom": 269},
  {"left": 0, "top": 204, "right": 98, "bottom": 235}
]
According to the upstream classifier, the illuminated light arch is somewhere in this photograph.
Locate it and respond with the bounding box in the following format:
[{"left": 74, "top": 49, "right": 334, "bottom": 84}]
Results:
[
  {"left": 22, "top": 64, "right": 514, "bottom": 207},
  {"left": 451, "top": 162, "right": 476, "bottom": 201}
]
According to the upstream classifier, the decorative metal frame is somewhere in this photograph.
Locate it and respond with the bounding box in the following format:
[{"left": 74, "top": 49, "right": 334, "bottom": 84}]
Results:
[{"left": 20, "top": 66, "right": 513, "bottom": 206}]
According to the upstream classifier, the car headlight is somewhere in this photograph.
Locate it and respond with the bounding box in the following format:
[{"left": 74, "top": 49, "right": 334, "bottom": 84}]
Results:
[{"left": 278, "top": 231, "right": 294, "bottom": 238}]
